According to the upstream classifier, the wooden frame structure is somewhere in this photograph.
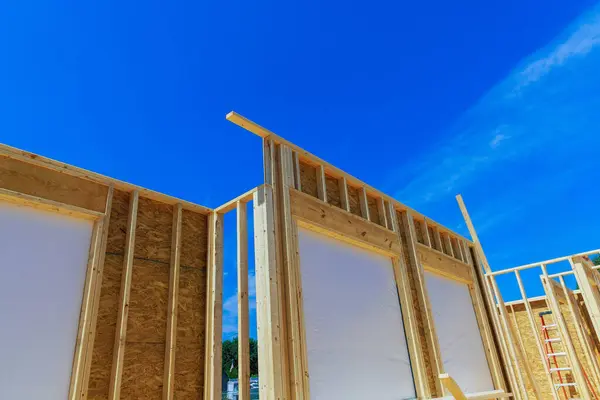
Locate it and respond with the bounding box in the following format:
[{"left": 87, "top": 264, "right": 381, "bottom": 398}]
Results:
[
  {"left": 227, "top": 111, "right": 509, "bottom": 399},
  {"left": 457, "top": 193, "right": 600, "bottom": 400}
]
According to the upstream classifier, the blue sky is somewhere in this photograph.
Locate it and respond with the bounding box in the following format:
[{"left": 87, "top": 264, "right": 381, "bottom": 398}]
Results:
[{"left": 1, "top": 1, "right": 599, "bottom": 335}]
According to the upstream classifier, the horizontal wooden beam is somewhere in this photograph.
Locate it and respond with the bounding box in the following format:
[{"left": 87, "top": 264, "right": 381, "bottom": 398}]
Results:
[
  {"left": 0, "top": 145, "right": 212, "bottom": 215},
  {"left": 289, "top": 188, "right": 401, "bottom": 256},
  {"left": 0, "top": 187, "right": 104, "bottom": 220},
  {"left": 214, "top": 186, "right": 260, "bottom": 214},
  {"left": 418, "top": 246, "right": 473, "bottom": 284},
  {"left": 226, "top": 111, "right": 472, "bottom": 243}
]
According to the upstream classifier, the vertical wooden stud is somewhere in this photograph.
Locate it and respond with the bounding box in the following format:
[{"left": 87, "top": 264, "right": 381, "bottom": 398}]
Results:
[
  {"left": 359, "top": 187, "right": 370, "bottom": 221},
  {"left": 389, "top": 207, "right": 432, "bottom": 398},
  {"left": 572, "top": 259, "right": 600, "bottom": 340},
  {"left": 204, "top": 212, "right": 224, "bottom": 400},
  {"left": 401, "top": 210, "right": 443, "bottom": 396},
  {"left": 279, "top": 145, "right": 309, "bottom": 399},
  {"left": 71, "top": 185, "right": 114, "bottom": 400},
  {"left": 432, "top": 227, "right": 443, "bottom": 252},
  {"left": 422, "top": 219, "right": 432, "bottom": 247},
  {"left": 377, "top": 197, "right": 388, "bottom": 229},
  {"left": 108, "top": 190, "right": 139, "bottom": 400},
  {"left": 338, "top": 176, "right": 350, "bottom": 212},
  {"left": 237, "top": 201, "right": 251, "bottom": 400},
  {"left": 253, "top": 185, "right": 285, "bottom": 400},
  {"left": 292, "top": 151, "right": 302, "bottom": 191},
  {"left": 316, "top": 165, "right": 327, "bottom": 202},
  {"left": 163, "top": 203, "right": 182, "bottom": 400}
]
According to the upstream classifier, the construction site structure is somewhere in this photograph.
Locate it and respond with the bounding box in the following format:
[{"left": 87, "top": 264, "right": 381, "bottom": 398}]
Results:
[{"left": 1, "top": 111, "right": 600, "bottom": 400}]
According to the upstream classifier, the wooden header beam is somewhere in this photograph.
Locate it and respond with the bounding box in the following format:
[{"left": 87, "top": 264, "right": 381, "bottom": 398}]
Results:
[
  {"left": 0, "top": 143, "right": 212, "bottom": 215},
  {"left": 226, "top": 111, "right": 472, "bottom": 244}
]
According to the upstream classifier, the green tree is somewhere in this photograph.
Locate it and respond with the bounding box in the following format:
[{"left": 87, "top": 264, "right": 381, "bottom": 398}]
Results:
[
  {"left": 594, "top": 256, "right": 600, "bottom": 266},
  {"left": 222, "top": 337, "right": 259, "bottom": 379}
]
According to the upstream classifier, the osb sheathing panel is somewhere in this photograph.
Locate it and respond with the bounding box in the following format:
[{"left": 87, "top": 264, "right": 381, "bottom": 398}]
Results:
[
  {"left": 126, "top": 259, "right": 169, "bottom": 343},
  {"left": 181, "top": 210, "right": 208, "bottom": 269},
  {"left": 325, "top": 175, "right": 341, "bottom": 208},
  {"left": 347, "top": 185, "right": 361, "bottom": 217},
  {"left": 367, "top": 196, "right": 381, "bottom": 226},
  {"left": 175, "top": 209, "right": 208, "bottom": 399},
  {"left": 88, "top": 194, "right": 208, "bottom": 399},
  {"left": 88, "top": 254, "right": 125, "bottom": 399},
  {"left": 89, "top": 189, "right": 130, "bottom": 400},
  {"left": 0, "top": 155, "right": 108, "bottom": 212},
  {"left": 397, "top": 211, "right": 437, "bottom": 395},
  {"left": 134, "top": 197, "right": 174, "bottom": 263},
  {"left": 299, "top": 162, "right": 318, "bottom": 197},
  {"left": 175, "top": 267, "right": 207, "bottom": 399},
  {"left": 413, "top": 220, "right": 425, "bottom": 244},
  {"left": 507, "top": 297, "right": 600, "bottom": 399},
  {"left": 121, "top": 343, "right": 165, "bottom": 400}
]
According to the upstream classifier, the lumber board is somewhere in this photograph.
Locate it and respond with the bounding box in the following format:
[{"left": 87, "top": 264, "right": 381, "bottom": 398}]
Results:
[
  {"left": 0, "top": 144, "right": 211, "bottom": 214},
  {"left": 163, "top": 204, "right": 183, "bottom": 400},
  {"left": 108, "top": 191, "right": 139, "bottom": 400},
  {"left": 226, "top": 111, "right": 472, "bottom": 243},
  {"left": 418, "top": 245, "right": 473, "bottom": 284},
  {"left": 237, "top": 201, "right": 251, "bottom": 400},
  {"left": 290, "top": 188, "right": 401, "bottom": 256}
]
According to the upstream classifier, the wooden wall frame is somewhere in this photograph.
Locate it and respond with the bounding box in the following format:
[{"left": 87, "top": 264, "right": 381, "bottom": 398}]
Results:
[
  {"left": 572, "top": 258, "right": 600, "bottom": 340},
  {"left": 227, "top": 111, "right": 505, "bottom": 399}
]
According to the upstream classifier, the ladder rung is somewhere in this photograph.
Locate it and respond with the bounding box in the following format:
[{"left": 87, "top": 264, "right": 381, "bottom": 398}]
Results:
[
  {"left": 547, "top": 352, "right": 567, "bottom": 357},
  {"left": 555, "top": 383, "right": 577, "bottom": 388},
  {"left": 550, "top": 367, "right": 572, "bottom": 372},
  {"left": 545, "top": 338, "right": 561, "bottom": 342},
  {"left": 543, "top": 324, "right": 558, "bottom": 329}
]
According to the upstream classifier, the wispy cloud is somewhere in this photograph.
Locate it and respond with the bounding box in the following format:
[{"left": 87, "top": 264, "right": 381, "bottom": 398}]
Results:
[
  {"left": 385, "top": 2, "right": 600, "bottom": 231},
  {"left": 222, "top": 271, "right": 257, "bottom": 336}
]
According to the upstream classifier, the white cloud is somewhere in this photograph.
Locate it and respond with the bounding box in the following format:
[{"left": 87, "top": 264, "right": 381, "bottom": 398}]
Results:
[
  {"left": 222, "top": 271, "right": 257, "bottom": 335},
  {"left": 516, "top": 9, "right": 600, "bottom": 89},
  {"left": 386, "top": 3, "right": 600, "bottom": 212}
]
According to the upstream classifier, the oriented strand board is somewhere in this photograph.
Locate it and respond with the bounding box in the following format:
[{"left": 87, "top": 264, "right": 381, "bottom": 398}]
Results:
[
  {"left": 299, "top": 162, "right": 318, "bottom": 197},
  {"left": 413, "top": 220, "right": 425, "bottom": 244},
  {"left": 0, "top": 155, "right": 108, "bottom": 212},
  {"left": 367, "top": 196, "right": 381, "bottom": 226},
  {"left": 325, "top": 175, "right": 341, "bottom": 208},
  {"left": 134, "top": 197, "right": 174, "bottom": 263},
  {"left": 180, "top": 210, "right": 208, "bottom": 269},
  {"left": 106, "top": 190, "right": 130, "bottom": 254},
  {"left": 89, "top": 189, "right": 130, "bottom": 399},
  {"left": 347, "top": 186, "right": 361, "bottom": 217},
  {"left": 120, "top": 343, "right": 165, "bottom": 400},
  {"left": 175, "top": 267, "right": 207, "bottom": 399},
  {"left": 88, "top": 254, "right": 125, "bottom": 399},
  {"left": 507, "top": 297, "right": 600, "bottom": 399},
  {"left": 126, "top": 260, "right": 170, "bottom": 343}
]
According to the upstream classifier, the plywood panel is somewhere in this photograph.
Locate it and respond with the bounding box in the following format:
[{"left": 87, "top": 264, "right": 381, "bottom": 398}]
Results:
[
  {"left": 88, "top": 254, "right": 124, "bottom": 400},
  {"left": 180, "top": 210, "right": 208, "bottom": 269},
  {"left": 299, "top": 162, "right": 318, "bottom": 197},
  {"left": 175, "top": 267, "right": 207, "bottom": 399},
  {"left": 347, "top": 186, "right": 361, "bottom": 217},
  {"left": 134, "top": 197, "right": 173, "bottom": 263},
  {"left": 126, "top": 260, "right": 169, "bottom": 343},
  {"left": 105, "top": 190, "right": 130, "bottom": 254},
  {"left": 367, "top": 196, "right": 381, "bottom": 226},
  {"left": 325, "top": 175, "right": 341, "bottom": 208},
  {"left": 396, "top": 211, "right": 436, "bottom": 395},
  {"left": 120, "top": 343, "right": 165, "bottom": 400},
  {"left": 0, "top": 155, "right": 108, "bottom": 212}
]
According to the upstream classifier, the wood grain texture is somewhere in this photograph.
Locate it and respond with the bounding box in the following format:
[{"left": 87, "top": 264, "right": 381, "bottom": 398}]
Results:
[
  {"left": 0, "top": 155, "right": 108, "bottom": 212},
  {"left": 134, "top": 197, "right": 173, "bottom": 263},
  {"left": 299, "top": 162, "right": 318, "bottom": 197}
]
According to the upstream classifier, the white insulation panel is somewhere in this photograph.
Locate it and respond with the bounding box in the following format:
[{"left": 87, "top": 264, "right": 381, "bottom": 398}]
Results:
[
  {"left": 425, "top": 271, "right": 494, "bottom": 393},
  {"left": 0, "top": 202, "right": 94, "bottom": 399},
  {"left": 298, "top": 228, "right": 416, "bottom": 400}
]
